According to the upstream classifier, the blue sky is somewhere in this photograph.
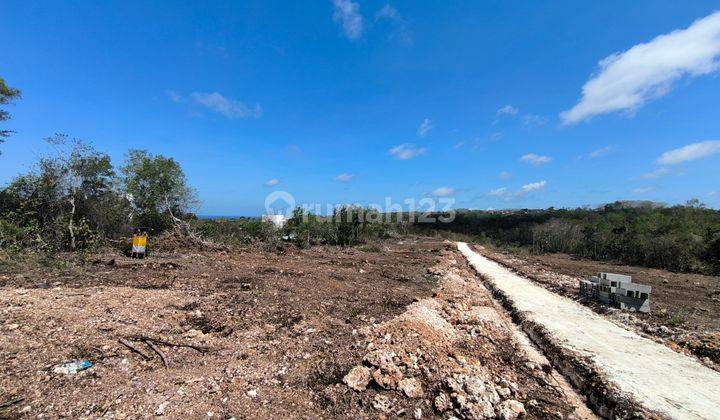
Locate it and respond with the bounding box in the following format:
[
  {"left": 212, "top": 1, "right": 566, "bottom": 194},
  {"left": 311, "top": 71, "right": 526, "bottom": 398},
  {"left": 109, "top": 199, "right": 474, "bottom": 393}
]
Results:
[{"left": 2, "top": 1, "right": 720, "bottom": 215}]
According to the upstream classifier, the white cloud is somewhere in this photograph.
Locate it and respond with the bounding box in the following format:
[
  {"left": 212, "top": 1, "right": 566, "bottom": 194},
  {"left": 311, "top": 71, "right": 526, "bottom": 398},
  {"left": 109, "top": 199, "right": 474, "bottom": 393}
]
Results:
[
  {"left": 499, "top": 171, "right": 513, "bottom": 180},
  {"left": 417, "top": 118, "right": 434, "bottom": 137},
  {"left": 487, "top": 187, "right": 507, "bottom": 197},
  {"left": 522, "top": 114, "right": 547, "bottom": 127},
  {"left": 453, "top": 141, "right": 465, "bottom": 149},
  {"left": 389, "top": 143, "right": 426, "bottom": 160},
  {"left": 191, "top": 92, "right": 261, "bottom": 119},
  {"left": 561, "top": 11, "right": 720, "bottom": 125},
  {"left": 166, "top": 90, "right": 182, "bottom": 103},
  {"left": 333, "top": 0, "right": 363, "bottom": 40},
  {"left": 520, "top": 153, "right": 552, "bottom": 165},
  {"left": 657, "top": 140, "right": 720, "bottom": 164},
  {"left": 641, "top": 167, "right": 670, "bottom": 179},
  {"left": 588, "top": 145, "right": 616, "bottom": 158},
  {"left": 518, "top": 180, "right": 547, "bottom": 195},
  {"left": 632, "top": 186, "right": 657, "bottom": 194},
  {"left": 431, "top": 187, "right": 455, "bottom": 197},
  {"left": 375, "top": 4, "right": 412, "bottom": 44},
  {"left": 264, "top": 178, "right": 280, "bottom": 187},
  {"left": 333, "top": 173, "right": 355, "bottom": 182},
  {"left": 487, "top": 181, "right": 546, "bottom": 200},
  {"left": 489, "top": 132, "right": 504, "bottom": 141},
  {"left": 497, "top": 104, "right": 519, "bottom": 116},
  {"left": 375, "top": 4, "right": 398, "bottom": 20}
]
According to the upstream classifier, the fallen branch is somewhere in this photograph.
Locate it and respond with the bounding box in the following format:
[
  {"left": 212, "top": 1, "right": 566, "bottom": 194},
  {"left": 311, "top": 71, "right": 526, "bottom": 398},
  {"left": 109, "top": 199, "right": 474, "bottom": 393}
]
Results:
[
  {"left": 0, "top": 397, "right": 24, "bottom": 409},
  {"left": 127, "top": 335, "right": 211, "bottom": 354},
  {"left": 143, "top": 339, "right": 169, "bottom": 368},
  {"left": 99, "top": 393, "right": 122, "bottom": 417},
  {"left": 118, "top": 338, "right": 151, "bottom": 360}
]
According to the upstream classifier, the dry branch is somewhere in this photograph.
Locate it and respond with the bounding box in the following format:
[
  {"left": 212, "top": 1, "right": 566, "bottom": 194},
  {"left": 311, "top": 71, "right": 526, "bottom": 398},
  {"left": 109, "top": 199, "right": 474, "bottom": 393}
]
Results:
[
  {"left": 118, "top": 338, "right": 151, "bottom": 359},
  {"left": 143, "top": 339, "right": 169, "bottom": 368}
]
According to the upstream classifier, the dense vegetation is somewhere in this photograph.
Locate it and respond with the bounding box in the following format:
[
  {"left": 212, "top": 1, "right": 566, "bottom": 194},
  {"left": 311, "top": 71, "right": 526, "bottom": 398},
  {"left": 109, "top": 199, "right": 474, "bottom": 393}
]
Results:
[
  {"left": 191, "top": 206, "right": 403, "bottom": 249},
  {"left": 417, "top": 201, "right": 720, "bottom": 274},
  {"left": 0, "top": 134, "right": 197, "bottom": 256}
]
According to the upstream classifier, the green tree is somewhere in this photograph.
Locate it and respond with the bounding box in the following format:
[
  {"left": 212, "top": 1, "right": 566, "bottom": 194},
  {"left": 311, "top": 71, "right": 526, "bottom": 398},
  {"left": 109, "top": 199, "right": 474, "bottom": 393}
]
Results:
[
  {"left": 0, "top": 134, "right": 127, "bottom": 251},
  {"left": 121, "top": 150, "right": 197, "bottom": 231},
  {"left": 0, "top": 77, "right": 21, "bottom": 148}
]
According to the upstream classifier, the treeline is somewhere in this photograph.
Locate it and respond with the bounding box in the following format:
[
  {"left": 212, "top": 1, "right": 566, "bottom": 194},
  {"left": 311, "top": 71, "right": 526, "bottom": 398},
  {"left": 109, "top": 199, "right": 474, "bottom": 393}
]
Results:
[
  {"left": 0, "top": 134, "right": 196, "bottom": 254},
  {"left": 417, "top": 201, "right": 720, "bottom": 275},
  {"left": 193, "top": 206, "right": 405, "bottom": 249}
]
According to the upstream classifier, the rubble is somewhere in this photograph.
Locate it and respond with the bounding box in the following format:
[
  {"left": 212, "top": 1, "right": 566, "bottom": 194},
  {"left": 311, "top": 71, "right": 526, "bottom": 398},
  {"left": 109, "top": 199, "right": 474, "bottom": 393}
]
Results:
[
  {"left": 339, "top": 248, "right": 596, "bottom": 419},
  {"left": 398, "top": 377, "right": 423, "bottom": 398},
  {"left": 343, "top": 366, "right": 371, "bottom": 391},
  {"left": 497, "top": 400, "right": 526, "bottom": 420},
  {"left": 372, "top": 394, "right": 392, "bottom": 413}
]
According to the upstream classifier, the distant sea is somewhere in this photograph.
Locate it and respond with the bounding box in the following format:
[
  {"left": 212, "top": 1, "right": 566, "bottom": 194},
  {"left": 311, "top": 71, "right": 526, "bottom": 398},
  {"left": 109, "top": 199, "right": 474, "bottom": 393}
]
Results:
[{"left": 197, "top": 215, "right": 260, "bottom": 220}]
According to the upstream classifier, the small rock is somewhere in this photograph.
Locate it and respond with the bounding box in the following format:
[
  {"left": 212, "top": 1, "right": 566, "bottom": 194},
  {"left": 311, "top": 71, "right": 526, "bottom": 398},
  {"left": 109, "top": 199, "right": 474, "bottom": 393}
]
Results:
[
  {"left": 364, "top": 349, "right": 396, "bottom": 367},
  {"left": 372, "top": 364, "right": 404, "bottom": 389},
  {"left": 498, "top": 387, "right": 512, "bottom": 398},
  {"left": 463, "top": 376, "right": 486, "bottom": 397},
  {"left": 414, "top": 407, "right": 422, "bottom": 419},
  {"left": 343, "top": 365, "right": 371, "bottom": 391},
  {"left": 497, "top": 400, "right": 526, "bottom": 420},
  {"left": 246, "top": 389, "right": 258, "bottom": 398},
  {"left": 372, "top": 394, "right": 392, "bottom": 413},
  {"left": 155, "top": 401, "right": 169, "bottom": 416},
  {"left": 434, "top": 392, "right": 452, "bottom": 412},
  {"left": 466, "top": 400, "right": 495, "bottom": 418},
  {"left": 398, "top": 377, "right": 423, "bottom": 398}
]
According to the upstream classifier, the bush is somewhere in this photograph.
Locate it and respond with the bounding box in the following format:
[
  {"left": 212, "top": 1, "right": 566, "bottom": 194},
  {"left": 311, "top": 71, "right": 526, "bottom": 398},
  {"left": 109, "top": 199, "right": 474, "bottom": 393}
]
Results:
[
  {"left": 190, "top": 217, "right": 277, "bottom": 246},
  {"left": 282, "top": 206, "right": 395, "bottom": 248}
]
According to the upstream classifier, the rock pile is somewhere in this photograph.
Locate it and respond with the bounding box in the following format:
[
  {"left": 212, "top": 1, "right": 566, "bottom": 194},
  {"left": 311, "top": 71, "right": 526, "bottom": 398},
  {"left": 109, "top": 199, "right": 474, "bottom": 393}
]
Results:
[{"left": 339, "top": 249, "right": 590, "bottom": 419}]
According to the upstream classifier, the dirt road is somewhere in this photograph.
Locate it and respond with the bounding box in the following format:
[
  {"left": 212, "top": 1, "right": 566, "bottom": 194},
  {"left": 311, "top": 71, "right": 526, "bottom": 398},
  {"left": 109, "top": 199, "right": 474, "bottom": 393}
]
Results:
[{"left": 458, "top": 242, "right": 720, "bottom": 419}]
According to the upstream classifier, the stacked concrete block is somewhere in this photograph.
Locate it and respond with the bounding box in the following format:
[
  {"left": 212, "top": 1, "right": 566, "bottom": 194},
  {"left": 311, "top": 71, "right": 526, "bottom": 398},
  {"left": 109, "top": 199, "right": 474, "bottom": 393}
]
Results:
[{"left": 580, "top": 272, "right": 651, "bottom": 313}]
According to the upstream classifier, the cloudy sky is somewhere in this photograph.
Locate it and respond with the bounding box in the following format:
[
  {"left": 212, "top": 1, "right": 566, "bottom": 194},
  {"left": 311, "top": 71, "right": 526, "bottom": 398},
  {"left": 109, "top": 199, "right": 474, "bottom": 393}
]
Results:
[{"left": 2, "top": 1, "right": 720, "bottom": 215}]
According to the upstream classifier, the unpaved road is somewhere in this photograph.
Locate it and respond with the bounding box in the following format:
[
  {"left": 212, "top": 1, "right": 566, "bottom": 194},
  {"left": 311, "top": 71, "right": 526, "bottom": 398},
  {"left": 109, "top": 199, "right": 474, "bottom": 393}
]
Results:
[{"left": 458, "top": 242, "right": 720, "bottom": 419}]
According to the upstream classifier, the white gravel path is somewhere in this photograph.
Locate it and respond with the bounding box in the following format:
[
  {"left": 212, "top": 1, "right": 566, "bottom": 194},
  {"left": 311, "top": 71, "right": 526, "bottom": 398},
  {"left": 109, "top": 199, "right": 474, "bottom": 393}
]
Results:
[{"left": 458, "top": 242, "right": 720, "bottom": 419}]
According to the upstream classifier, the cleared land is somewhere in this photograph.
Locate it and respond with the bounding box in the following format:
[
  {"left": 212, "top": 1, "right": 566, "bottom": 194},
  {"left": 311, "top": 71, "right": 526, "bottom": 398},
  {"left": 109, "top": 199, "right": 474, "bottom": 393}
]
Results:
[
  {"left": 1, "top": 238, "right": 593, "bottom": 419},
  {"left": 458, "top": 242, "right": 720, "bottom": 419}
]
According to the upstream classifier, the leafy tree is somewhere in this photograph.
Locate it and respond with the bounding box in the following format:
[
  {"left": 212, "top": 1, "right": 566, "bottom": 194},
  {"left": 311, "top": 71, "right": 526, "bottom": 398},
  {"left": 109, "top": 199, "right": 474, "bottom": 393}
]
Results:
[
  {"left": 121, "top": 150, "right": 197, "bottom": 232},
  {"left": 0, "top": 77, "right": 21, "bottom": 148},
  {"left": 0, "top": 135, "right": 128, "bottom": 251}
]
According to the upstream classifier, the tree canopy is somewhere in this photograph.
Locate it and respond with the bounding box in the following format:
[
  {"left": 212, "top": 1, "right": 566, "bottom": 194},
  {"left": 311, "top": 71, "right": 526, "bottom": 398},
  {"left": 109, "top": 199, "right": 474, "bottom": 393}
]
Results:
[
  {"left": 121, "top": 150, "right": 197, "bottom": 231},
  {"left": 0, "top": 77, "right": 21, "bottom": 145}
]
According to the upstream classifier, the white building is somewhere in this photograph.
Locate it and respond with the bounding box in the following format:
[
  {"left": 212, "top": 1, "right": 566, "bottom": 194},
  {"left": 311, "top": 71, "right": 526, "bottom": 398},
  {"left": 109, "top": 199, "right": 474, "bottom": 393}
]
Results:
[{"left": 262, "top": 214, "right": 287, "bottom": 228}]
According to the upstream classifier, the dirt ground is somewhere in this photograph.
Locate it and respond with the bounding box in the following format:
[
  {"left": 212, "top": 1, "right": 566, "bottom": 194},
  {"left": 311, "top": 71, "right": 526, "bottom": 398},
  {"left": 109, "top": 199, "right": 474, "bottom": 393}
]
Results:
[
  {"left": 0, "top": 237, "right": 595, "bottom": 419},
  {"left": 477, "top": 245, "right": 720, "bottom": 369}
]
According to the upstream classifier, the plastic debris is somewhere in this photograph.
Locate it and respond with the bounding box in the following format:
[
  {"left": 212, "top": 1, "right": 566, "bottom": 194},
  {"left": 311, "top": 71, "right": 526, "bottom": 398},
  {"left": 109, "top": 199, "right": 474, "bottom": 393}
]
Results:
[{"left": 53, "top": 360, "right": 92, "bottom": 375}]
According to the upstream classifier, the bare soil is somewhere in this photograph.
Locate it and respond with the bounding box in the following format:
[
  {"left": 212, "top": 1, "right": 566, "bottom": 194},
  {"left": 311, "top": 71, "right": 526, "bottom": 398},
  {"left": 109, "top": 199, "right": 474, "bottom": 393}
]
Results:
[
  {"left": 1, "top": 238, "right": 441, "bottom": 418},
  {"left": 0, "top": 237, "right": 595, "bottom": 419},
  {"left": 476, "top": 245, "right": 720, "bottom": 368}
]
